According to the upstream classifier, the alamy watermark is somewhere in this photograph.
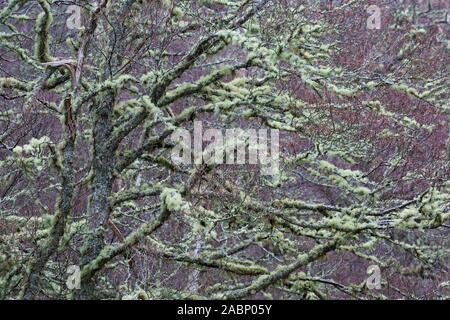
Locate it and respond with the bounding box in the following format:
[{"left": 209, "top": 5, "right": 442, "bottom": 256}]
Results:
[
  {"left": 66, "top": 5, "right": 82, "bottom": 30},
  {"left": 66, "top": 265, "right": 81, "bottom": 290},
  {"left": 367, "top": 5, "right": 381, "bottom": 30},
  {"left": 366, "top": 264, "right": 381, "bottom": 290},
  {"left": 170, "top": 121, "right": 279, "bottom": 176}
]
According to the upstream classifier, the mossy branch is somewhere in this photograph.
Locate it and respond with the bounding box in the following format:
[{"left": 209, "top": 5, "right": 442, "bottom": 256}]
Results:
[{"left": 34, "top": 0, "right": 53, "bottom": 63}]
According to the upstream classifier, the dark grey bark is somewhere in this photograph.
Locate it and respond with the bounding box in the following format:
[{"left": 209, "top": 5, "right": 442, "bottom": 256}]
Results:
[{"left": 79, "top": 94, "right": 116, "bottom": 299}]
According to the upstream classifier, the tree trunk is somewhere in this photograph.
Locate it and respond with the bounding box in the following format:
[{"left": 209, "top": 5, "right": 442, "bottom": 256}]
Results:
[{"left": 79, "top": 94, "right": 115, "bottom": 299}]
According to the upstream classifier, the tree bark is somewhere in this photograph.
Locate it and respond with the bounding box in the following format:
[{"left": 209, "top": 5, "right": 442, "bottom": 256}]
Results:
[{"left": 79, "top": 94, "right": 115, "bottom": 299}]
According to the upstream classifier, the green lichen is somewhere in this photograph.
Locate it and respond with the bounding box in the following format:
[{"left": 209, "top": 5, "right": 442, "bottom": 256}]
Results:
[
  {"left": 34, "top": 0, "right": 53, "bottom": 62},
  {"left": 160, "top": 187, "right": 186, "bottom": 211}
]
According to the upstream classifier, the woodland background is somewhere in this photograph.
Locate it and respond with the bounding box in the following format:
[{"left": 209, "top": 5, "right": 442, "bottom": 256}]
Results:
[{"left": 0, "top": 0, "right": 449, "bottom": 299}]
